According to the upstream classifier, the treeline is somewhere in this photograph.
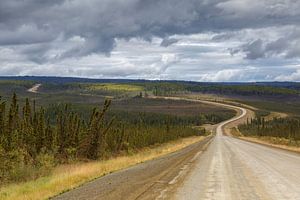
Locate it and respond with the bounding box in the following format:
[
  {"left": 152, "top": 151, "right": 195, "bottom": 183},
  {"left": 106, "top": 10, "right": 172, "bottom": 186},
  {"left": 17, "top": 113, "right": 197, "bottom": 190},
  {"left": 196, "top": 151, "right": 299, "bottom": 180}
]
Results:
[
  {"left": 185, "top": 85, "right": 299, "bottom": 96},
  {"left": 134, "top": 82, "right": 188, "bottom": 96},
  {"left": 24, "top": 81, "right": 300, "bottom": 98},
  {"left": 133, "top": 82, "right": 299, "bottom": 97},
  {"left": 110, "top": 111, "right": 231, "bottom": 127},
  {"left": 0, "top": 80, "right": 35, "bottom": 95},
  {"left": 0, "top": 94, "right": 201, "bottom": 183},
  {"left": 239, "top": 117, "right": 300, "bottom": 141}
]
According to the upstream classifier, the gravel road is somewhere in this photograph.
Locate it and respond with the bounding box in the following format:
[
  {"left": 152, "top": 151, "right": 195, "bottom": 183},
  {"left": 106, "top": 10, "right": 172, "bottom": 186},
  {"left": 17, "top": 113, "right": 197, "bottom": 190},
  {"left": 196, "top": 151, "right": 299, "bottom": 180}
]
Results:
[
  {"left": 27, "top": 83, "right": 41, "bottom": 93},
  {"left": 53, "top": 136, "right": 213, "bottom": 200},
  {"left": 173, "top": 105, "right": 300, "bottom": 200},
  {"left": 53, "top": 99, "right": 300, "bottom": 200}
]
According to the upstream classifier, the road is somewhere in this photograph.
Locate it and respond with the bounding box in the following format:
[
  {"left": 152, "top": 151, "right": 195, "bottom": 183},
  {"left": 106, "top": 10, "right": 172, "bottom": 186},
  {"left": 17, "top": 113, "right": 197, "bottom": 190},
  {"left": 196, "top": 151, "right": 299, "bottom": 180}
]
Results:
[
  {"left": 54, "top": 99, "right": 300, "bottom": 200},
  {"left": 173, "top": 104, "right": 300, "bottom": 200},
  {"left": 27, "top": 83, "right": 41, "bottom": 93}
]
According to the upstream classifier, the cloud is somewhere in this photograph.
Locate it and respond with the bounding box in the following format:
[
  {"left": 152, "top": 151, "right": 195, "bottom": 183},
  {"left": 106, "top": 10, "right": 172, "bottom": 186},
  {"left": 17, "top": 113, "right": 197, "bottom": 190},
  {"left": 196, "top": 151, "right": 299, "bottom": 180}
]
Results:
[
  {"left": 275, "top": 68, "right": 300, "bottom": 81},
  {"left": 160, "top": 38, "right": 179, "bottom": 47},
  {"left": 230, "top": 26, "right": 300, "bottom": 59},
  {"left": 242, "top": 39, "right": 265, "bottom": 60},
  {"left": 198, "top": 69, "right": 245, "bottom": 82},
  {"left": 1, "top": 0, "right": 300, "bottom": 61},
  {"left": 0, "top": 0, "right": 300, "bottom": 81}
]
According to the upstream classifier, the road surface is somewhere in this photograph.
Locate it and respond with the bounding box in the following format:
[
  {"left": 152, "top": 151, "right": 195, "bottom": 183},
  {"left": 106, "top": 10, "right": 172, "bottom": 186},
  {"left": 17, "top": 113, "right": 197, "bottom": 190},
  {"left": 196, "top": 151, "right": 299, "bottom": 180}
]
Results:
[
  {"left": 54, "top": 99, "right": 300, "bottom": 200},
  {"left": 173, "top": 104, "right": 300, "bottom": 200},
  {"left": 27, "top": 83, "right": 41, "bottom": 93}
]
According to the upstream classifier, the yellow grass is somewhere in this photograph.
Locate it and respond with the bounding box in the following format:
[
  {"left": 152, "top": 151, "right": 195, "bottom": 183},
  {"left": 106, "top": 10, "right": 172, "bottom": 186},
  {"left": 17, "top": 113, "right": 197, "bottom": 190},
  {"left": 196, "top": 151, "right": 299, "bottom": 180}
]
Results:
[
  {"left": 239, "top": 136, "right": 300, "bottom": 153},
  {"left": 86, "top": 83, "right": 144, "bottom": 92},
  {"left": 0, "top": 136, "right": 204, "bottom": 200},
  {"left": 264, "top": 111, "right": 288, "bottom": 121}
]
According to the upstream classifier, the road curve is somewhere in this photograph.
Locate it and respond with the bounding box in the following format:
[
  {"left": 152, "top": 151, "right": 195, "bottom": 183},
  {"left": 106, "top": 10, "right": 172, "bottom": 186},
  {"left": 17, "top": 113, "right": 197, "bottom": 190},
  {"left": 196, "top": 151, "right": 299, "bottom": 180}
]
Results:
[
  {"left": 27, "top": 83, "right": 41, "bottom": 93},
  {"left": 52, "top": 98, "right": 239, "bottom": 200},
  {"left": 53, "top": 98, "right": 300, "bottom": 200},
  {"left": 173, "top": 102, "right": 300, "bottom": 200}
]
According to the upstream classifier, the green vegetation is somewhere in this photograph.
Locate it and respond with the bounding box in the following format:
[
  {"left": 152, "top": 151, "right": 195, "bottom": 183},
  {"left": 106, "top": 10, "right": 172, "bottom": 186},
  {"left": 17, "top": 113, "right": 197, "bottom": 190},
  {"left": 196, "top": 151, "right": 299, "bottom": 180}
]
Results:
[
  {"left": 0, "top": 80, "right": 35, "bottom": 96},
  {"left": 0, "top": 94, "right": 112, "bottom": 183},
  {"left": 254, "top": 109, "right": 270, "bottom": 118},
  {"left": 0, "top": 94, "right": 210, "bottom": 184},
  {"left": 238, "top": 100, "right": 300, "bottom": 117},
  {"left": 132, "top": 82, "right": 300, "bottom": 97},
  {"left": 185, "top": 84, "right": 299, "bottom": 96},
  {"left": 239, "top": 117, "right": 300, "bottom": 145},
  {"left": 84, "top": 83, "right": 144, "bottom": 92},
  {"left": 134, "top": 82, "right": 187, "bottom": 96}
]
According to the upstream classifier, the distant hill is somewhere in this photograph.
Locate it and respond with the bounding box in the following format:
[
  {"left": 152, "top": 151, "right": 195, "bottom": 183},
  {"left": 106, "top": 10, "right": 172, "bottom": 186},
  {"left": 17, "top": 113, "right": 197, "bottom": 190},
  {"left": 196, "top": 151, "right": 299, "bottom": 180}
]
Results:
[
  {"left": 0, "top": 76, "right": 147, "bottom": 84},
  {"left": 0, "top": 76, "right": 299, "bottom": 97},
  {"left": 0, "top": 76, "right": 299, "bottom": 86}
]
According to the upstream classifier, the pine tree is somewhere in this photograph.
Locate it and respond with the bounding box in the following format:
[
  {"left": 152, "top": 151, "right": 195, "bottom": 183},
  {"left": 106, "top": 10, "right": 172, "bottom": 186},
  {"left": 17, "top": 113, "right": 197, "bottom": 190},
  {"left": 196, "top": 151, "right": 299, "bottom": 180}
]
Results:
[{"left": 0, "top": 97, "right": 6, "bottom": 147}]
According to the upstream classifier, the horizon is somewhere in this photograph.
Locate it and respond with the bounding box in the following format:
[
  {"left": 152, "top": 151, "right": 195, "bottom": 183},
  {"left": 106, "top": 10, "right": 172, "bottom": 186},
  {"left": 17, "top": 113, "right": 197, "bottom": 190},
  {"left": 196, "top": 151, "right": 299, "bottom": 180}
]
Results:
[{"left": 0, "top": 75, "right": 299, "bottom": 84}]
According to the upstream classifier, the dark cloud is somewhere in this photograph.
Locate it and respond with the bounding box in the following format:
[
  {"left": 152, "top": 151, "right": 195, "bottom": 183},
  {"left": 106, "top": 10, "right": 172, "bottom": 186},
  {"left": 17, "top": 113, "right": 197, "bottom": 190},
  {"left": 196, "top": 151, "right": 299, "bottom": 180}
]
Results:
[
  {"left": 243, "top": 39, "right": 265, "bottom": 60},
  {"left": 233, "top": 28, "right": 300, "bottom": 59},
  {"left": 0, "top": 0, "right": 300, "bottom": 62},
  {"left": 160, "top": 38, "right": 179, "bottom": 47}
]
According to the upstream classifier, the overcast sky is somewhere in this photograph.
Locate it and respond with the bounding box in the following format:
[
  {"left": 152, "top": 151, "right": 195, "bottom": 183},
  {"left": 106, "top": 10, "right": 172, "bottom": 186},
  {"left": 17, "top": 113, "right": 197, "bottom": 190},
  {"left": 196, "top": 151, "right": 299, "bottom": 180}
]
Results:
[{"left": 0, "top": 0, "right": 300, "bottom": 82}]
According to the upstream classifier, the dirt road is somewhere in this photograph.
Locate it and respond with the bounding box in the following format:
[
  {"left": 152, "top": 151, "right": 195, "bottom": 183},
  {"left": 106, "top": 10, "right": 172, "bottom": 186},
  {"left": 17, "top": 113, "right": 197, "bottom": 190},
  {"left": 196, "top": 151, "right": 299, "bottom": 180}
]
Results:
[
  {"left": 53, "top": 136, "right": 213, "bottom": 200},
  {"left": 27, "top": 83, "right": 41, "bottom": 93},
  {"left": 173, "top": 105, "right": 300, "bottom": 200},
  {"left": 53, "top": 99, "right": 300, "bottom": 200}
]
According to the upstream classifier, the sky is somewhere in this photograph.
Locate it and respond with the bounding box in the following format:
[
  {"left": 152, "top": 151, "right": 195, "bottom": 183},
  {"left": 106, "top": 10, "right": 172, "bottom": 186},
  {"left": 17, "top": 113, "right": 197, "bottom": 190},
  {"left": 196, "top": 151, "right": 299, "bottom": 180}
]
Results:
[{"left": 0, "top": 0, "right": 300, "bottom": 82}]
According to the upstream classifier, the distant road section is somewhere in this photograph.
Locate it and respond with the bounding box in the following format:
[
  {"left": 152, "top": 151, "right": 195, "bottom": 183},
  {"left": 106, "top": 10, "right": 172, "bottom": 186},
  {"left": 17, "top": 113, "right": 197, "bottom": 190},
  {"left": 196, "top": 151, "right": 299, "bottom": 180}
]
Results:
[{"left": 27, "top": 83, "right": 41, "bottom": 93}]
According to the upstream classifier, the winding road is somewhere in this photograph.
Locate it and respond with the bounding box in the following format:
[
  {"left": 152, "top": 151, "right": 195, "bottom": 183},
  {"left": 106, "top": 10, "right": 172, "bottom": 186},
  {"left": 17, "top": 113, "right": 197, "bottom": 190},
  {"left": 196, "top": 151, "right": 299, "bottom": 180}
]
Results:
[
  {"left": 173, "top": 103, "right": 300, "bottom": 200},
  {"left": 54, "top": 98, "right": 300, "bottom": 200}
]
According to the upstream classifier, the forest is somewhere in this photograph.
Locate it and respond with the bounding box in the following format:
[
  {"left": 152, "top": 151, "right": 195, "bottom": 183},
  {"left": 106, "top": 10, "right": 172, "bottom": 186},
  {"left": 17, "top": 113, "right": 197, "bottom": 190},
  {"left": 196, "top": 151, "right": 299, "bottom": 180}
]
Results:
[
  {"left": 239, "top": 117, "right": 300, "bottom": 143},
  {"left": 0, "top": 93, "right": 227, "bottom": 184}
]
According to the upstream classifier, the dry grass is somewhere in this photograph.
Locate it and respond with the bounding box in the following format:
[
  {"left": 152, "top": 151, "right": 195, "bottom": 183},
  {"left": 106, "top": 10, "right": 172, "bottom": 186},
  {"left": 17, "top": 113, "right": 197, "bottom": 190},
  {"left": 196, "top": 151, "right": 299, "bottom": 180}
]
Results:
[
  {"left": 86, "top": 83, "right": 144, "bottom": 92},
  {"left": 228, "top": 127, "right": 243, "bottom": 137},
  {"left": 264, "top": 112, "right": 288, "bottom": 121},
  {"left": 0, "top": 136, "right": 204, "bottom": 200},
  {"left": 239, "top": 136, "right": 300, "bottom": 153}
]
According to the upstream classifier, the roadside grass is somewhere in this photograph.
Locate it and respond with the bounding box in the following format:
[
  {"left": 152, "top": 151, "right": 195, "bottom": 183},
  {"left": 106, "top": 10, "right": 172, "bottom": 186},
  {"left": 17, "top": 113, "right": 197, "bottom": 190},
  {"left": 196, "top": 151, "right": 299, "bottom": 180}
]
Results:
[
  {"left": 230, "top": 126, "right": 300, "bottom": 153},
  {"left": 0, "top": 136, "right": 205, "bottom": 200},
  {"left": 229, "top": 127, "right": 243, "bottom": 137},
  {"left": 239, "top": 136, "right": 300, "bottom": 153}
]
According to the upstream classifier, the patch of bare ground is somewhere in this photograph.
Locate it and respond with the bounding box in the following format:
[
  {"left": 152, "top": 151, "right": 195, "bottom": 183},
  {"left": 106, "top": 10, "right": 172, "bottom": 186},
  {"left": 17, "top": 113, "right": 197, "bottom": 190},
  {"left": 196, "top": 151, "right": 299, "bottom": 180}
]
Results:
[{"left": 27, "top": 83, "right": 42, "bottom": 93}]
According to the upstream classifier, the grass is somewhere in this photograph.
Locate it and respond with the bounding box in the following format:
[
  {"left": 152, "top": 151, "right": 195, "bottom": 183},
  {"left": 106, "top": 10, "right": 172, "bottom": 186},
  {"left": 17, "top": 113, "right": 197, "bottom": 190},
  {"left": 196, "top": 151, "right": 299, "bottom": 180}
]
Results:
[
  {"left": 239, "top": 136, "right": 300, "bottom": 153},
  {"left": 0, "top": 136, "right": 205, "bottom": 200},
  {"left": 85, "top": 83, "right": 144, "bottom": 92},
  {"left": 237, "top": 100, "right": 300, "bottom": 117}
]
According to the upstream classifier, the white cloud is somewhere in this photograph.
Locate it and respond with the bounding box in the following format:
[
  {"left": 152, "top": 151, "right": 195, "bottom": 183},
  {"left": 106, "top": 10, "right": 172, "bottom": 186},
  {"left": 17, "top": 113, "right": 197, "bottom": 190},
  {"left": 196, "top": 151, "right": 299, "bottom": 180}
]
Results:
[{"left": 275, "top": 67, "right": 300, "bottom": 81}]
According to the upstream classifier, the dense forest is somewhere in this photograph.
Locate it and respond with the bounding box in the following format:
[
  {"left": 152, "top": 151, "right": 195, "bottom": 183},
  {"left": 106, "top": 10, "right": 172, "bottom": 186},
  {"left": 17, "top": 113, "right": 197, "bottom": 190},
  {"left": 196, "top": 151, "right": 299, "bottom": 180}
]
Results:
[
  {"left": 0, "top": 94, "right": 211, "bottom": 183},
  {"left": 239, "top": 117, "right": 300, "bottom": 142}
]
